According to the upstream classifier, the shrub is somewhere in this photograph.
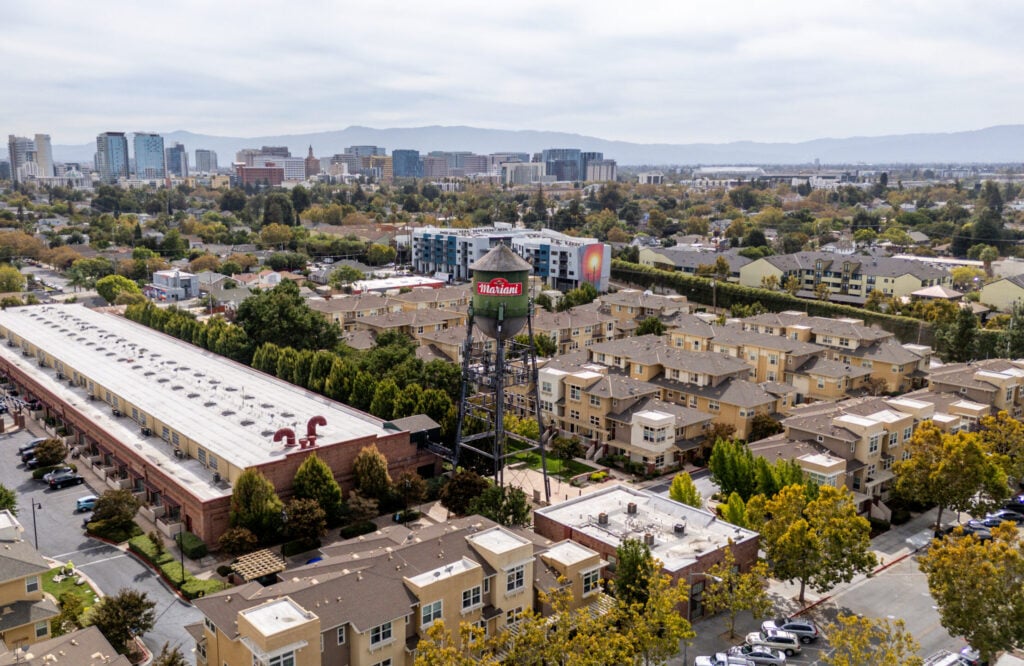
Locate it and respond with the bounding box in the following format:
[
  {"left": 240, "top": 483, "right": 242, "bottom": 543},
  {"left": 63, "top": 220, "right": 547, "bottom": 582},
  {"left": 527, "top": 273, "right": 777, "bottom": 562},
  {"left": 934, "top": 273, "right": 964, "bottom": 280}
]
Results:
[
  {"left": 31, "top": 463, "right": 76, "bottom": 480},
  {"left": 87, "top": 519, "right": 142, "bottom": 543},
  {"left": 181, "top": 578, "right": 228, "bottom": 600},
  {"left": 160, "top": 561, "right": 187, "bottom": 585},
  {"left": 215, "top": 564, "right": 233, "bottom": 578},
  {"left": 176, "top": 531, "right": 207, "bottom": 560},
  {"left": 889, "top": 507, "right": 912, "bottom": 525},
  {"left": 281, "top": 538, "right": 321, "bottom": 557},
  {"left": 589, "top": 471, "right": 608, "bottom": 482},
  {"left": 128, "top": 535, "right": 172, "bottom": 565},
  {"left": 339, "top": 521, "right": 377, "bottom": 540},
  {"left": 868, "top": 517, "right": 891, "bottom": 534},
  {"left": 217, "top": 527, "right": 259, "bottom": 557}
]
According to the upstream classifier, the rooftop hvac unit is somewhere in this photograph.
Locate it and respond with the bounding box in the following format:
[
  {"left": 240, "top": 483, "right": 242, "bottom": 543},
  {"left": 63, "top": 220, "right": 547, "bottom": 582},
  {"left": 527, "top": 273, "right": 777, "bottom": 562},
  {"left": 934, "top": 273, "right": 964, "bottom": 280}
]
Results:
[
  {"left": 141, "top": 427, "right": 152, "bottom": 437},
  {"left": 627, "top": 502, "right": 637, "bottom": 515},
  {"left": 643, "top": 533, "right": 655, "bottom": 546},
  {"left": 213, "top": 472, "right": 221, "bottom": 483},
  {"left": 173, "top": 449, "right": 184, "bottom": 458},
  {"left": 111, "top": 409, "right": 122, "bottom": 417},
  {"left": 598, "top": 512, "right": 608, "bottom": 525},
  {"left": 674, "top": 523, "right": 686, "bottom": 535}
]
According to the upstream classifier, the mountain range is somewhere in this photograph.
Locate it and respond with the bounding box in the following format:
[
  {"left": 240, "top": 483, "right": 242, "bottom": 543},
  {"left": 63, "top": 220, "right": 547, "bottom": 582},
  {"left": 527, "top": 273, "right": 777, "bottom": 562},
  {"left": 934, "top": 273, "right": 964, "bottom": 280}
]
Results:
[{"left": 51, "top": 124, "right": 1024, "bottom": 166}]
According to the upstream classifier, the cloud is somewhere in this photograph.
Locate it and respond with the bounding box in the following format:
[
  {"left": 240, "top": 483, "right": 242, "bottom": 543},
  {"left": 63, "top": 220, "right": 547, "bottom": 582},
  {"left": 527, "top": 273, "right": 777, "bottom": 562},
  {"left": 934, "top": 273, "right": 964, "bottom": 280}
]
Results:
[{"left": 4, "top": 0, "right": 1024, "bottom": 145}]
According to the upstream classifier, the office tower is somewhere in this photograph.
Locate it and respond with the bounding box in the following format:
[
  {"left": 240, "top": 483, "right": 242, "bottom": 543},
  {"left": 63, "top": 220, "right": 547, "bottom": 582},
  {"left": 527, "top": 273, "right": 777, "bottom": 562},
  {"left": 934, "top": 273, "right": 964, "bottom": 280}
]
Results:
[
  {"left": 133, "top": 132, "right": 166, "bottom": 179},
  {"left": 195, "top": 149, "right": 218, "bottom": 173},
  {"left": 7, "top": 135, "right": 34, "bottom": 184},
  {"left": 586, "top": 159, "right": 617, "bottom": 182},
  {"left": 346, "top": 145, "right": 384, "bottom": 158},
  {"left": 165, "top": 142, "right": 189, "bottom": 177},
  {"left": 0, "top": 162, "right": 9, "bottom": 181},
  {"left": 580, "top": 151, "right": 603, "bottom": 181},
  {"left": 392, "top": 149, "right": 421, "bottom": 178},
  {"left": 260, "top": 146, "right": 291, "bottom": 158},
  {"left": 33, "top": 134, "right": 54, "bottom": 178},
  {"left": 95, "top": 132, "right": 130, "bottom": 184},
  {"left": 421, "top": 156, "right": 449, "bottom": 179},
  {"left": 304, "top": 146, "right": 319, "bottom": 178},
  {"left": 462, "top": 154, "right": 489, "bottom": 175},
  {"left": 369, "top": 155, "right": 393, "bottom": 183},
  {"left": 236, "top": 148, "right": 261, "bottom": 166},
  {"left": 541, "top": 148, "right": 582, "bottom": 182}
]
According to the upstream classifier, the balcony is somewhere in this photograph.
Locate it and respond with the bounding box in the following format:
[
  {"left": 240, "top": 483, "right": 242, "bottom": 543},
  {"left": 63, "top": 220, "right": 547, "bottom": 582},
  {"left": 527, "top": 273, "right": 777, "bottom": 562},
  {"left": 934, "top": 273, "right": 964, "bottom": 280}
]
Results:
[
  {"left": 156, "top": 514, "right": 183, "bottom": 538},
  {"left": 139, "top": 503, "right": 166, "bottom": 522}
]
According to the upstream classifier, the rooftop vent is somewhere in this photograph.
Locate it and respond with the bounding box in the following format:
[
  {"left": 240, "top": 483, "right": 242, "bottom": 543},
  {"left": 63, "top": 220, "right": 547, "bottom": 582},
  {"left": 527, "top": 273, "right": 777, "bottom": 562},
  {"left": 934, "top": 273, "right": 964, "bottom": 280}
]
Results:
[
  {"left": 643, "top": 533, "right": 655, "bottom": 546},
  {"left": 598, "top": 513, "right": 608, "bottom": 525},
  {"left": 187, "top": 393, "right": 200, "bottom": 399},
  {"left": 627, "top": 502, "right": 637, "bottom": 515},
  {"left": 674, "top": 523, "right": 686, "bottom": 535}
]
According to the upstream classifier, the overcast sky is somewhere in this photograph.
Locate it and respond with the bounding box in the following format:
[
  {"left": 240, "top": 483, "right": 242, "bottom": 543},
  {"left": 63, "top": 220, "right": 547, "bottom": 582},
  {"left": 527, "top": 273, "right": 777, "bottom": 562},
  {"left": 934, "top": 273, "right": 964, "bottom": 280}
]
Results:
[{"left": 4, "top": 0, "right": 1022, "bottom": 146}]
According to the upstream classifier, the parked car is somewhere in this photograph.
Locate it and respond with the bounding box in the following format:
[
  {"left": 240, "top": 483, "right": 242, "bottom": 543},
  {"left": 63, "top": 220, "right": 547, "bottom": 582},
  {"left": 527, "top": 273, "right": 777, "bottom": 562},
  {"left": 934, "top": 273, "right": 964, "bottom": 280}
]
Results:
[
  {"left": 760, "top": 618, "right": 819, "bottom": 644},
  {"left": 75, "top": 495, "right": 98, "bottom": 513},
  {"left": 980, "top": 509, "right": 1024, "bottom": 526},
  {"left": 48, "top": 472, "right": 84, "bottom": 489},
  {"left": 935, "top": 522, "right": 992, "bottom": 542},
  {"left": 694, "top": 653, "right": 754, "bottom": 666},
  {"left": 41, "top": 466, "right": 74, "bottom": 484},
  {"left": 1003, "top": 494, "right": 1024, "bottom": 512},
  {"left": 17, "top": 437, "right": 47, "bottom": 456},
  {"left": 728, "top": 644, "right": 787, "bottom": 665},
  {"left": 745, "top": 630, "right": 802, "bottom": 657}
]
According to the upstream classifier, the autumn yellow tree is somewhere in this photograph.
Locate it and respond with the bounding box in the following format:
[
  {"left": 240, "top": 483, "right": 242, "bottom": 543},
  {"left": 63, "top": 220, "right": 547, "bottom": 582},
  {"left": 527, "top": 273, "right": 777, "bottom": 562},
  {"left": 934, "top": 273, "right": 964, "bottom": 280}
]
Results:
[
  {"left": 823, "top": 613, "right": 923, "bottom": 666},
  {"left": 701, "top": 543, "right": 771, "bottom": 638}
]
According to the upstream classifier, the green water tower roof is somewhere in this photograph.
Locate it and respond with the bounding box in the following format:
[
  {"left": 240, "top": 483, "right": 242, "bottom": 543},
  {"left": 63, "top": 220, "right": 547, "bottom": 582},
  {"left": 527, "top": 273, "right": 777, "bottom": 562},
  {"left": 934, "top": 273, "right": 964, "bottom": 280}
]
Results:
[{"left": 470, "top": 243, "right": 532, "bottom": 272}]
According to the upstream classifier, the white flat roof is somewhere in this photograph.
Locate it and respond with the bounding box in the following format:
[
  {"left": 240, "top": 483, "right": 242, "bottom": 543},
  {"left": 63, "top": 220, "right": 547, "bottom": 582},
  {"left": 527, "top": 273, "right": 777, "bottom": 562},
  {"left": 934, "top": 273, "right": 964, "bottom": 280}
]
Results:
[
  {"left": 466, "top": 526, "right": 531, "bottom": 555},
  {"left": 535, "top": 485, "right": 758, "bottom": 572},
  {"left": 544, "top": 541, "right": 597, "bottom": 567},
  {"left": 407, "top": 557, "right": 480, "bottom": 587},
  {"left": 241, "top": 598, "right": 313, "bottom": 636},
  {"left": 834, "top": 414, "right": 878, "bottom": 428},
  {"left": 0, "top": 305, "right": 389, "bottom": 473}
]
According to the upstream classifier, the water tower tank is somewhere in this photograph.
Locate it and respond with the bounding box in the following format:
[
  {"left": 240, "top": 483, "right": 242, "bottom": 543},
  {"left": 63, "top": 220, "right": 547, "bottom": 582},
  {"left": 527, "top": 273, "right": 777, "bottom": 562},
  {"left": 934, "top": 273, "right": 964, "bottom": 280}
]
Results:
[{"left": 470, "top": 244, "right": 531, "bottom": 339}]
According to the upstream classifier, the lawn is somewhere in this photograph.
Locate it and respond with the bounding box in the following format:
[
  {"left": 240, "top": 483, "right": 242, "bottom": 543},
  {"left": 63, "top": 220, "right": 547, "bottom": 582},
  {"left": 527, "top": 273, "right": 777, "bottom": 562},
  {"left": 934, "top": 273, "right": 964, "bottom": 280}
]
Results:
[
  {"left": 512, "top": 450, "right": 596, "bottom": 480},
  {"left": 41, "top": 566, "right": 100, "bottom": 611}
]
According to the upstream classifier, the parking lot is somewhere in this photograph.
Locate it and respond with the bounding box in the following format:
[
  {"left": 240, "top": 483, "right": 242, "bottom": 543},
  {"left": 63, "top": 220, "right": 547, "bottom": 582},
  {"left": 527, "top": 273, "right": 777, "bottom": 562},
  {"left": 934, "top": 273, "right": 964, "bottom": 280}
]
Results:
[{"left": 1, "top": 427, "right": 201, "bottom": 664}]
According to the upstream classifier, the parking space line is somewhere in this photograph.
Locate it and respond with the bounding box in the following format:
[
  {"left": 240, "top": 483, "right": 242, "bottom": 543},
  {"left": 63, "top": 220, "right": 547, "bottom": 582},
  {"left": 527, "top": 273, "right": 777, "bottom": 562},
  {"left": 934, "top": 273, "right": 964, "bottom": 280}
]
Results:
[
  {"left": 50, "top": 544, "right": 115, "bottom": 560},
  {"left": 75, "top": 554, "right": 127, "bottom": 567}
]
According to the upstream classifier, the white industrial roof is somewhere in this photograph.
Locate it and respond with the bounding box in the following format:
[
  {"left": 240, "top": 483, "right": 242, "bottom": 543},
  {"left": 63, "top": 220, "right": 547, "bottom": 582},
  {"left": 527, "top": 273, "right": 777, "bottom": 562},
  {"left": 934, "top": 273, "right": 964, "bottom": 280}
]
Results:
[
  {"left": 0, "top": 305, "right": 388, "bottom": 473},
  {"left": 543, "top": 541, "right": 597, "bottom": 568},
  {"left": 407, "top": 557, "right": 480, "bottom": 587},
  {"left": 241, "top": 598, "right": 313, "bottom": 636},
  {"left": 466, "top": 526, "right": 531, "bottom": 555}
]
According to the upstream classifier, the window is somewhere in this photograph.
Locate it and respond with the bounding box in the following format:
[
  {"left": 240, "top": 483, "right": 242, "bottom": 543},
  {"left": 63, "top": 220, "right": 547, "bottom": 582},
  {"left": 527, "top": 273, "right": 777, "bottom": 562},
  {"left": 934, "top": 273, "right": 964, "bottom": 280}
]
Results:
[
  {"left": 689, "top": 395, "right": 697, "bottom": 408},
  {"left": 903, "top": 426, "right": 913, "bottom": 442},
  {"left": 197, "top": 448, "right": 207, "bottom": 465},
  {"left": 541, "top": 382, "right": 552, "bottom": 394},
  {"left": 708, "top": 400, "right": 720, "bottom": 412},
  {"left": 590, "top": 415, "right": 601, "bottom": 427},
  {"left": 463, "top": 586, "right": 482, "bottom": 610},
  {"left": 862, "top": 360, "right": 872, "bottom": 369},
  {"left": 817, "top": 378, "right": 825, "bottom": 389},
  {"left": 769, "top": 354, "right": 778, "bottom": 366},
  {"left": 767, "top": 371, "right": 776, "bottom": 382},
  {"left": 372, "top": 660, "right": 392, "bottom": 666},
  {"left": 506, "top": 564, "right": 525, "bottom": 593},
  {"left": 1007, "top": 386, "right": 1015, "bottom": 402},
  {"left": 370, "top": 621, "right": 392, "bottom": 646},
  {"left": 337, "top": 626, "right": 346, "bottom": 645},
  {"left": 506, "top": 607, "right": 523, "bottom": 624},
  {"left": 483, "top": 577, "right": 491, "bottom": 594},
  {"left": 25, "top": 576, "right": 39, "bottom": 593},
  {"left": 204, "top": 618, "right": 217, "bottom": 635},
  {"left": 162, "top": 426, "right": 171, "bottom": 441},
  {"left": 582, "top": 569, "right": 600, "bottom": 595},
  {"left": 208, "top": 454, "right": 218, "bottom": 470},
  {"left": 569, "top": 386, "right": 581, "bottom": 401},
  {"left": 570, "top": 409, "right": 580, "bottom": 421},
  {"left": 868, "top": 434, "right": 880, "bottom": 454},
  {"left": 655, "top": 454, "right": 665, "bottom": 467},
  {"left": 422, "top": 600, "right": 442, "bottom": 627},
  {"left": 693, "top": 340, "right": 700, "bottom": 350},
  {"left": 35, "top": 621, "right": 47, "bottom": 638},
  {"left": 589, "top": 394, "right": 600, "bottom": 407}
]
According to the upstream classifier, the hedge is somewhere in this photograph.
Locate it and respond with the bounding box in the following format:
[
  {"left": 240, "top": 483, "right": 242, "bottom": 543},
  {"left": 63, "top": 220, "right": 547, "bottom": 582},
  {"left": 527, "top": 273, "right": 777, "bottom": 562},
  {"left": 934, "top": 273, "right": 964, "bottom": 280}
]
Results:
[
  {"left": 31, "top": 463, "right": 77, "bottom": 480},
  {"left": 182, "top": 578, "right": 227, "bottom": 600},
  {"left": 176, "top": 531, "right": 208, "bottom": 560},
  {"left": 612, "top": 260, "right": 934, "bottom": 345},
  {"left": 129, "top": 534, "right": 227, "bottom": 599},
  {"left": 87, "top": 520, "right": 143, "bottom": 544}
]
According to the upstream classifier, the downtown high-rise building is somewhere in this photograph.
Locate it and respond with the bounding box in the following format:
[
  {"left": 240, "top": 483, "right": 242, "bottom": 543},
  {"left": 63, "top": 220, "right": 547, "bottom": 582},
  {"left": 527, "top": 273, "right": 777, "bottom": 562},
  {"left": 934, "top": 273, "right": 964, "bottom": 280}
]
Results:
[
  {"left": 165, "top": 142, "right": 189, "bottom": 177},
  {"left": 95, "top": 132, "right": 130, "bottom": 184},
  {"left": 346, "top": 145, "right": 385, "bottom": 158},
  {"left": 541, "top": 148, "right": 583, "bottom": 182},
  {"left": 133, "top": 132, "right": 166, "bottom": 179},
  {"left": 195, "top": 149, "right": 218, "bottom": 173},
  {"left": 7, "top": 135, "right": 34, "bottom": 184},
  {"left": 392, "top": 149, "right": 422, "bottom": 178},
  {"left": 33, "top": 134, "right": 54, "bottom": 178}
]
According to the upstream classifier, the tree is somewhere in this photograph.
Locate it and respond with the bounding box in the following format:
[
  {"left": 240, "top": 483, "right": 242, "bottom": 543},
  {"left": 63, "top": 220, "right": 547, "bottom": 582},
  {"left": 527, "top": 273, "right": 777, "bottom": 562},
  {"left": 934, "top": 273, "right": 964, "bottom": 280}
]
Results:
[
  {"left": 352, "top": 443, "right": 392, "bottom": 501},
  {"left": 936, "top": 307, "right": 978, "bottom": 362},
  {"left": 91, "top": 489, "right": 141, "bottom": 532},
  {"left": 95, "top": 274, "right": 141, "bottom": 304},
  {"left": 53, "top": 590, "right": 85, "bottom": 636},
  {"left": 978, "top": 410, "right": 1024, "bottom": 484},
  {"left": 613, "top": 538, "right": 656, "bottom": 607},
  {"left": 292, "top": 454, "right": 344, "bottom": 525},
  {"left": 229, "top": 468, "right": 284, "bottom": 542},
  {"left": 0, "top": 483, "right": 16, "bottom": 515},
  {"left": 823, "top": 614, "right": 923, "bottom": 666},
  {"left": 259, "top": 222, "right": 293, "bottom": 248},
  {"left": 760, "top": 274, "right": 780, "bottom": 290},
  {"left": 620, "top": 566, "right": 694, "bottom": 666},
  {"left": 894, "top": 422, "right": 1009, "bottom": 531},
  {"left": 468, "top": 485, "right": 532, "bottom": 527},
  {"left": 90, "top": 588, "right": 156, "bottom": 654},
  {"left": 151, "top": 643, "right": 190, "bottom": 666},
  {"left": 708, "top": 438, "right": 757, "bottom": 501},
  {"left": 329, "top": 264, "right": 364, "bottom": 287},
  {"left": 747, "top": 413, "right": 783, "bottom": 442},
  {"left": 920, "top": 523, "right": 1024, "bottom": 664},
  {"left": 217, "top": 526, "right": 259, "bottom": 556},
  {"left": 31, "top": 437, "right": 66, "bottom": 467},
  {"left": 440, "top": 470, "right": 491, "bottom": 515},
  {"left": 814, "top": 282, "right": 831, "bottom": 301},
  {"left": 722, "top": 491, "right": 747, "bottom": 527},
  {"left": 283, "top": 497, "right": 327, "bottom": 544},
  {"left": 235, "top": 280, "right": 339, "bottom": 352},
  {"left": 636, "top": 316, "right": 666, "bottom": 337},
  {"left": 516, "top": 331, "right": 556, "bottom": 357},
  {"left": 783, "top": 275, "right": 801, "bottom": 296},
  {"left": 747, "top": 484, "right": 876, "bottom": 602},
  {"left": 344, "top": 490, "right": 378, "bottom": 524},
  {"left": 415, "top": 621, "right": 498, "bottom": 666},
  {"left": 394, "top": 470, "right": 427, "bottom": 509},
  {"left": 366, "top": 243, "right": 397, "bottom": 265},
  {"left": 668, "top": 472, "right": 702, "bottom": 507},
  {"left": 701, "top": 543, "right": 772, "bottom": 638},
  {"left": 290, "top": 185, "right": 311, "bottom": 214},
  {"left": 219, "top": 188, "right": 247, "bottom": 212},
  {"left": 369, "top": 378, "right": 401, "bottom": 420},
  {"left": 979, "top": 244, "right": 999, "bottom": 277},
  {"left": 263, "top": 192, "right": 296, "bottom": 226},
  {"left": 0, "top": 265, "right": 26, "bottom": 292}
]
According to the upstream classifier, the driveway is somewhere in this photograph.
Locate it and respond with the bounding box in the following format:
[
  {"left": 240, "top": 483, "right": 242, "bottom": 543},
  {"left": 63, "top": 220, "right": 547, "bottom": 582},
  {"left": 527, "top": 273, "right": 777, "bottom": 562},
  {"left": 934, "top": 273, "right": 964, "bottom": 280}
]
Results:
[{"left": 1, "top": 427, "right": 201, "bottom": 663}]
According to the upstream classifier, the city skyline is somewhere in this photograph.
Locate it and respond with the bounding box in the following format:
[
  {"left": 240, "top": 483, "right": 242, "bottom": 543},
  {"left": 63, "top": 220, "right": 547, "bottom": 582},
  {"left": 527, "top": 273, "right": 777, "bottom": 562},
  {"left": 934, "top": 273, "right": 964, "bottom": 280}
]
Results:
[{"left": 4, "top": 1, "right": 1023, "bottom": 146}]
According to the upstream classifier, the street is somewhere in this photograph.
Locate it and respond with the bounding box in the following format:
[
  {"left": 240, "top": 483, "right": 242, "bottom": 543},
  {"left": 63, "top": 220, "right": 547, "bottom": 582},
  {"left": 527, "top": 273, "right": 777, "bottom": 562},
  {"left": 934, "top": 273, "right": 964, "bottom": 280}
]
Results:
[{"left": 1, "top": 427, "right": 201, "bottom": 663}]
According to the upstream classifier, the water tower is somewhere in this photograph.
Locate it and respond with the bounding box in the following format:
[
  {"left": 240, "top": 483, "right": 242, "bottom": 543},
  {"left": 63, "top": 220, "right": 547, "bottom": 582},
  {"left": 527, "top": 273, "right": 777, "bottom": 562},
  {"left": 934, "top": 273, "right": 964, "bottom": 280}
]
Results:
[{"left": 452, "top": 244, "right": 551, "bottom": 502}]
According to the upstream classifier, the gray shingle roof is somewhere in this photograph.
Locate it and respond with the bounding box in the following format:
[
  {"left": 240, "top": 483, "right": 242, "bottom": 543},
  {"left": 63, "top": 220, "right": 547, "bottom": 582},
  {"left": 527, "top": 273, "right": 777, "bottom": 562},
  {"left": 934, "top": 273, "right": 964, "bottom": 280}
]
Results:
[{"left": 761, "top": 251, "right": 950, "bottom": 280}]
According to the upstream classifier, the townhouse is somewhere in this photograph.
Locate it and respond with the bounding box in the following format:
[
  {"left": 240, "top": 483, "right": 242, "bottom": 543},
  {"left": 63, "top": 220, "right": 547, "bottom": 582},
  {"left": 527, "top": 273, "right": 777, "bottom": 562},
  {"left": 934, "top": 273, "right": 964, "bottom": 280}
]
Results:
[
  {"left": 637, "top": 247, "right": 753, "bottom": 281},
  {"left": 739, "top": 252, "right": 952, "bottom": 303},
  {"left": 0, "top": 512, "right": 58, "bottom": 651},
  {"left": 532, "top": 308, "right": 619, "bottom": 355},
  {"left": 739, "top": 312, "right": 932, "bottom": 393},
  {"left": 308, "top": 294, "right": 402, "bottom": 331},
  {"left": 349, "top": 309, "right": 467, "bottom": 342},
  {"left": 596, "top": 290, "right": 689, "bottom": 327},
  {"left": 387, "top": 285, "right": 471, "bottom": 313},
  {"left": 927, "top": 359, "right": 1024, "bottom": 420},
  {"left": 189, "top": 517, "right": 610, "bottom": 666}
]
